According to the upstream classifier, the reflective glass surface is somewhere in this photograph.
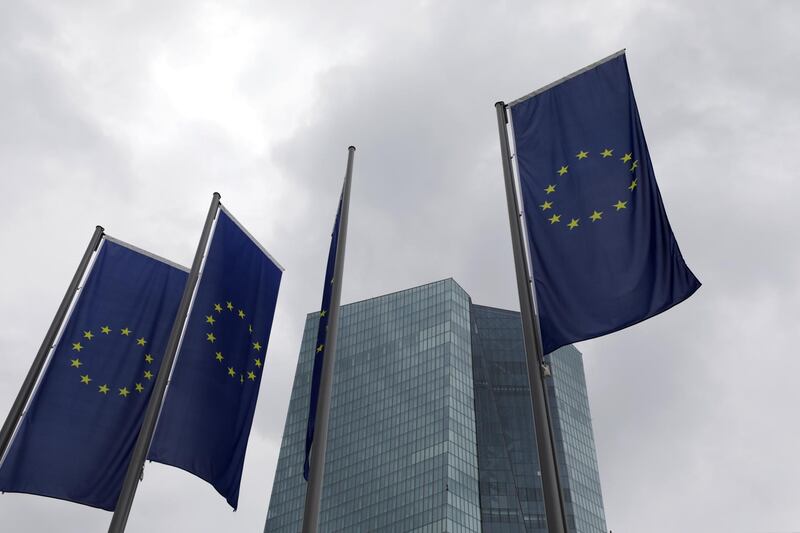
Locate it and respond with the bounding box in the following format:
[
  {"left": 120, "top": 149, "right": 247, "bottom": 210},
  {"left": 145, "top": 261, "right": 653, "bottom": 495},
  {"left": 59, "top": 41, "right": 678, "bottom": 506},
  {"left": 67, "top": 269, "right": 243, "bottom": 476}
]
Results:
[
  {"left": 264, "top": 281, "right": 605, "bottom": 533},
  {"left": 265, "top": 280, "right": 481, "bottom": 532},
  {"left": 470, "top": 305, "right": 606, "bottom": 532}
]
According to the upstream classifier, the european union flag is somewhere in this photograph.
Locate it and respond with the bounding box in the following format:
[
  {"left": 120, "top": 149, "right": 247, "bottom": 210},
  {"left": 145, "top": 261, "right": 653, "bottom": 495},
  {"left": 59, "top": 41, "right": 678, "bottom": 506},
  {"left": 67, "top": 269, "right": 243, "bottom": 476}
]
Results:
[
  {"left": 303, "top": 193, "right": 342, "bottom": 480},
  {"left": 0, "top": 239, "right": 187, "bottom": 510},
  {"left": 148, "top": 207, "right": 282, "bottom": 509},
  {"left": 509, "top": 52, "right": 701, "bottom": 354}
]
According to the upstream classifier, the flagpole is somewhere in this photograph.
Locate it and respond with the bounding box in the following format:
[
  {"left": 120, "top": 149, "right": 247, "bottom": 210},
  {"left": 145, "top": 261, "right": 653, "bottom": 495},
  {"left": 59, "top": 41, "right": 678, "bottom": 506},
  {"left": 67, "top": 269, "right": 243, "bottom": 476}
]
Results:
[
  {"left": 302, "top": 146, "right": 355, "bottom": 533},
  {"left": 495, "top": 102, "right": 569, "bottom": 533},
  {"left": 0, "top": 225, "right": 105, "bottom": 460},
  {"left": 109, "top": 193, "right": 220, "bottom": 533}
]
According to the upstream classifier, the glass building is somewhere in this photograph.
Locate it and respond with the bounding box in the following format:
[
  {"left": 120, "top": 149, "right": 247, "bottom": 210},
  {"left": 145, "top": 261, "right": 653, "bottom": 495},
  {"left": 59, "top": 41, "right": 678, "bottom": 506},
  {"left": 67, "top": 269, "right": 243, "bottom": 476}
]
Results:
[{"left": 264, "top": 279, "right": 606, "bottom": 532}]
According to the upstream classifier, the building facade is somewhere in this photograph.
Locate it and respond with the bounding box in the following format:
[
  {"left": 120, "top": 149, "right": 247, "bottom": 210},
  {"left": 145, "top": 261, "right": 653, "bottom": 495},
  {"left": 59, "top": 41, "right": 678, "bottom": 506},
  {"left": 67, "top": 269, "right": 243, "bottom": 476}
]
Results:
[{"left": 264, "top": 279, "right": 606, "bottom": 532}]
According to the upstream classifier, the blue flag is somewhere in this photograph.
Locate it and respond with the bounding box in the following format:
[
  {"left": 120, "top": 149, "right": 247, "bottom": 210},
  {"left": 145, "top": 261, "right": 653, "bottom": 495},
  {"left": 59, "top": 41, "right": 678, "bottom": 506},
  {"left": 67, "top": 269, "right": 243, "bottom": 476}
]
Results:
[
  {"left": 304, "top": 193, "right": 342, "bottom": 480},
  {"left": 509, "top": 52, "right": 700, "bottom": 354},
  {"left": 0, "top": 239, "right": 187, "bottom": 510},
  {"left": 148, "top": 207, "right": 282, "bottom": 510}
]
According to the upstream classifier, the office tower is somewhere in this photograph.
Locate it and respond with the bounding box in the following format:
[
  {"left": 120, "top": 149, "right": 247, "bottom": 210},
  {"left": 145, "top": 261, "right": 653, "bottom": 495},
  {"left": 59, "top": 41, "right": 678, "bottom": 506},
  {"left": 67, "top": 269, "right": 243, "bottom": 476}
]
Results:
[{"left": 264, "top": 279, "right": 606, "bottom": 532}]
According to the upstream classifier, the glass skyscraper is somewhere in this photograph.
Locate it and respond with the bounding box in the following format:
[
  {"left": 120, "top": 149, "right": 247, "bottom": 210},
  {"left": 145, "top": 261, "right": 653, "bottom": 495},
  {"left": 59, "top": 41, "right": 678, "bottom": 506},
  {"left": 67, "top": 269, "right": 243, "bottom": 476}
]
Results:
[{"left": 264, "top": 279, "right": 606, "bottom": 532}]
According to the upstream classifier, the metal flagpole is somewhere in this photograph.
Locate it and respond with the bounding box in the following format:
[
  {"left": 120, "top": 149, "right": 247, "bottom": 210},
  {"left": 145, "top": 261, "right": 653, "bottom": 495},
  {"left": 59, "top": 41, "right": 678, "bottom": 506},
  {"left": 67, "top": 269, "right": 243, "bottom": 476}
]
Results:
[
  {"left": 301, "top": 146, "right": 355, "bottom": 533},
  {"left": 109, "top": 193, "right": 221, "bottom": 533},
  {"left": 0, "top": 225, "right": 105, "bottom": 459},
  {"left": 495, "top": 102, "right": 569, "bottom": 533}
]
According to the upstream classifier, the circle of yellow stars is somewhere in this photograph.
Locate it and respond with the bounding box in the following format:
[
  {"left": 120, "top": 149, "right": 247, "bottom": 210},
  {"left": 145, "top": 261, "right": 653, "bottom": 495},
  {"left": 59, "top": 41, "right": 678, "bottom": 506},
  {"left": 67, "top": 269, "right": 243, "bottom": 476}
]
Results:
[
  {"left": 540, "top": 148, "right": 640, "bottom": 231},
  {"left": 69, "top": 325, "right": 156, "bottom": 398},
  {"left": 207, "top": 300, "right": 263, "bottom": 385}
]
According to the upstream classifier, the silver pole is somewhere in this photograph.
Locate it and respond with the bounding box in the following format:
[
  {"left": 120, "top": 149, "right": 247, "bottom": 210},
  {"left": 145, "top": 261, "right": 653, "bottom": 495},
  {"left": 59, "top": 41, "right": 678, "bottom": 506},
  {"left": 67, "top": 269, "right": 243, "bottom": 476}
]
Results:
[
  {"left": 301, "top": 146, "right": 355, "bottom": 533},
  {"left": 495, "top": 102, "right": 569, "bottom": 533},
  {"left": 0, "top": 225, "right": 105, "bottom": 459},
  {"left": 109, "top": 193, "right": 221, "bottom": 533}
]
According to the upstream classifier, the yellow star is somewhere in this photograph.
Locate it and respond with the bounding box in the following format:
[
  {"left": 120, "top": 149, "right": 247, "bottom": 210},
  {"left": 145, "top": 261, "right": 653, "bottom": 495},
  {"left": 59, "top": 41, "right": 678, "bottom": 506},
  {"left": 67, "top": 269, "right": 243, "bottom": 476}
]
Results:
[
  {"left": 80, "top": 374, "right": 91, "bottom": 385},
  {"left": 238, "top": 310, "right": 246, "bottom": 319},
  {"left": 248, "top": 324, "right": 253, "bottom": 333},
  {"left": 590, "top": 210, "right": 603, "bottom": 222},
  {"left": 228, "top": 367, "right": 236, "bottom": 377},
  {"left": 136, "top": 337, "right": 146, "bottom": 346},
  {"left": 83, "top": 330, "right": 94, "bottom": 340},
  {"left": 70, "top": 358, "right": 82, "bottom": 368},
  {"left": 548, "top": 214, "right": 561, "bottom": 224},
  {"left": 567, "top": 218, "right": 580, "bottom": 230},
  {"left": 120, "top": 328, "right": 131, "bottom": 336},
  {"left": 101, "top": 325, "right": 111, "bottom": 334},
  {"left": 544, "top": 184, "right": 556, "bottom": 194},
  {"left": 576, "top": 150, "right": 589, "bottom": 160},
  {"left": 72, "top": 342, "right": 83, "bottom": 352},
  {"left": 254, "top": 358, "right": 262, "bottom": 368},
  {"left": 540, "top": 200, "right": 553, "bottom": 211},
  {"left": 214, "top": 303, "right": 222, "bottom": 313},
  {"left": 621, "top": 153, "right": 632, "bottom": 163},
  {"left": 135, "top": 383, "right": 144, "bottom": 393},
  {"left": 628, "top": 178, "right": 638, "bottom": 191},
  {"left": 98, "top": 384, "right": 109, "bottom": 394},
  {"left": 601, "top": 148, "right": 613, "bottom": 158},
  {"left": 215, "top": 351, "right": 224, "bottom": 362},
  {"left": 557, "top": 165, "right": 568, "bottom": 176},
  {"left": 613, "top": 200, "right": 627, "bottom": 211},
  {"left": 240, "top": 374, "right": 244, "bottom": 384},
  {"left": 144, "top": 370, "right": 153, "bottom": 380},
  {"left": 247, "top": 371, "right": 256, "bottom": 381},
  {"left": 316, "top": 344, "right": 324, "bottom": 353},
  {"left": 320, "top": 309, "right": 327, "bottom": 318},
  {"left": 119, "top": 387, "right": 130, "bottom": 398},
  {"left": 630, "top": 160, "right": 639, "bottom": 172},
  {"left": 253, "top": 341, "right": 262, "bottom": 351},
  {"left": 207, "top": 332, "right": 216, "bottom": 343},
  {"left": 226, "top": 301, "right": 234, "bottom": 311},
  {"left": 206, "top": 315, "right": 216, "bottom": 325},
  {"left": 144, "top": 354, "right": 153, "bottom": 364}
]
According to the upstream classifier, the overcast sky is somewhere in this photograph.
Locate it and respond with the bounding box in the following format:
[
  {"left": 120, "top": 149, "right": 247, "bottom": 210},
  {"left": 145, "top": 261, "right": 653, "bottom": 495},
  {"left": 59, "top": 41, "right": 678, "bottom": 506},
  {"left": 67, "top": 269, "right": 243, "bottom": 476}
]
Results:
[{"left": 1, "top": 1, "right": 799, "bottom": 532}]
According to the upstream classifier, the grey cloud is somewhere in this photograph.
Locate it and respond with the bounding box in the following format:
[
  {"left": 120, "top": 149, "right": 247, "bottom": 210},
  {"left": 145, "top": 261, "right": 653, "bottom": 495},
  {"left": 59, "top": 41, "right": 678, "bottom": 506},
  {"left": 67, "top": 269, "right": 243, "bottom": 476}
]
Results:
[{"left": 1, "top": 0, "right": 799, "bottom": 532}]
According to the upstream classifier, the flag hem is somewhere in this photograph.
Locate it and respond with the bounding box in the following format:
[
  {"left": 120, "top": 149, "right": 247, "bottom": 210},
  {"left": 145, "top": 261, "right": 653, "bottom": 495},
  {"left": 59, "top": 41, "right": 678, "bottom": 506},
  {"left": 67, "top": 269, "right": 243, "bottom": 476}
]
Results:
[
  {"left": 542, "top": 278, "right": 701, "bottom": 355},
  {"left": 508, "top": 49, "right": 626, "bottom": 108},
  {"left": 218, "top": 205, "right": 284, "bottom": 272},
  {"left": 0, "top": 486, "right": 117, "bottom": 512},
  {"left": 104, "top": 235, "right": 190, "bottom": 273},
  {"left": 145, "top": 456, "right": 240, "bottom": 510}
]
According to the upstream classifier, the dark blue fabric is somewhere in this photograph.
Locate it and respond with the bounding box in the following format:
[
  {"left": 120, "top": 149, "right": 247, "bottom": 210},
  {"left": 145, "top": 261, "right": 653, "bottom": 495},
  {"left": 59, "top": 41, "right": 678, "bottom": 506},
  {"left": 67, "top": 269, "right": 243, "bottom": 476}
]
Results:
[
  {"left": 148, "top": 208, "right": 282, "bottom": 510},
  {"left": 0, "top": 240, "right": 187, "bottom": 510},
  {"left": 510, "top": 54, "right": 700, "bottom": 354},
  {"left": 304, "top": 193, "right": 342, "bottom": 480}
]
